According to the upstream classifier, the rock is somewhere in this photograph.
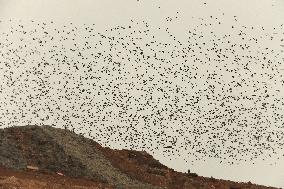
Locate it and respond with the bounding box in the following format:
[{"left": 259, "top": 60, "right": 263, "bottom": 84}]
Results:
[
  {"left": 56, "top": 172, "right": 64, "bottom": 176},
  {"left": 27, "top": 165, "right": 39, "bottom": 170}
]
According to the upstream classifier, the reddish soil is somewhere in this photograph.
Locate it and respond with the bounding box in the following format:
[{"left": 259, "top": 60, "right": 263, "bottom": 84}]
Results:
[
  {"left": 95, "top": 146, "right": 279, "bottom": 189},
  {"left": 0, "top": 166, "right": 113, "bottom": 189}
]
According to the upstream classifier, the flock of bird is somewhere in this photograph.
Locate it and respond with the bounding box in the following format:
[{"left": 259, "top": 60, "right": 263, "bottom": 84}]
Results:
[{"left": 0, "top": 12, "right": 283, "bottom": 166}]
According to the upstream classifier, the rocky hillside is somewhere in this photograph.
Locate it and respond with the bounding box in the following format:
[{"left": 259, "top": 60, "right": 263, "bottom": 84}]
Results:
[{"left": 0, "top": 125, "right": 279, "bottom": 189}]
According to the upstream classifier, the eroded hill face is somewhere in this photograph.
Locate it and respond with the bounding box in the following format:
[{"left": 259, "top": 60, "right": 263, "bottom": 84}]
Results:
[{"left": 0, "top": 125, "right": 279, "bottom": 189}]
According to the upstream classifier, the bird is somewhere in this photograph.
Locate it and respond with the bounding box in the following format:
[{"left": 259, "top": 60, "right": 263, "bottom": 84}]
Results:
[{"left": 0, "top": 6, "right": 283, "bottom": 175}]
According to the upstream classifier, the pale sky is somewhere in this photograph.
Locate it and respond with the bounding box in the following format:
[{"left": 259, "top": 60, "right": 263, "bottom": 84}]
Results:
[{"left": 0, "top": 0, "right": 284, "bottom": 188}]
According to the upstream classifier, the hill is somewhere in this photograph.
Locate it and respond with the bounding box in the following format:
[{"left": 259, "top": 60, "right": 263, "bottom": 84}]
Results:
[{"left": 0, "top": 125, "right": 279, "bottom": 189}]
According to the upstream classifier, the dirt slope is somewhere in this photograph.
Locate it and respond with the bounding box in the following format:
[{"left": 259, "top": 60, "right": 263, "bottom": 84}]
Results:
[
  {"left": 0, "top": 165, "right": 113, "bottom": 189},
  {"left": 0, "top": 125, "right": 280, "bottom": 189}
]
